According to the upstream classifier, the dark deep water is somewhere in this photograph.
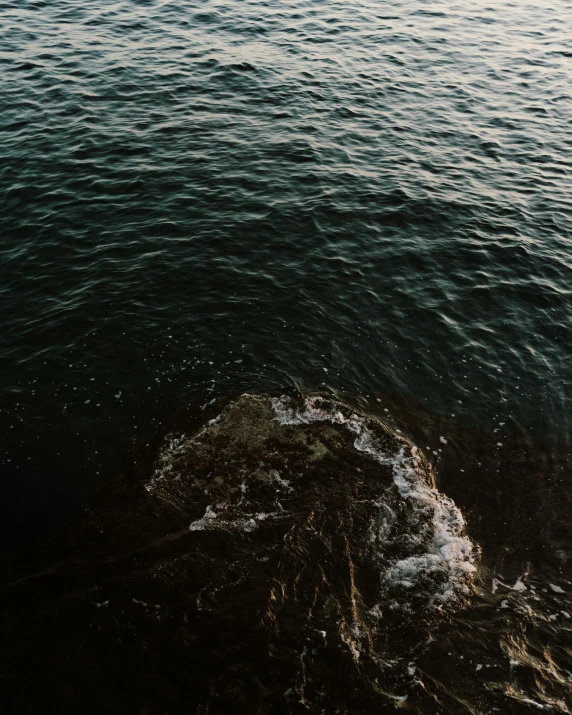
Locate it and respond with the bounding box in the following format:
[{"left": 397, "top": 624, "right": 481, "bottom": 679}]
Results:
[{"left": 1, "top": 1, "right": 572, "bottom": 710}]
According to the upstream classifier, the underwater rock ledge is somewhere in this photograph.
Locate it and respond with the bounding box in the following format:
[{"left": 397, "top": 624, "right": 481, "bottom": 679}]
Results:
[{"left": 0, "top": 393, "right": 480, "bottom": 714}]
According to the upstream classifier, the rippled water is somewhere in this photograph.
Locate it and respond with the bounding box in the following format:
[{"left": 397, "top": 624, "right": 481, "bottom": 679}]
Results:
[{"left": 1, "top": 0, "right": 571, "bottom": 559}]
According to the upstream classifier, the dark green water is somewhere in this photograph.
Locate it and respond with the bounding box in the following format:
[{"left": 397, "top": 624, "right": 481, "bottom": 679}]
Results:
[{"left": 1, "top": 1, "right": 571, "bottom": 546}]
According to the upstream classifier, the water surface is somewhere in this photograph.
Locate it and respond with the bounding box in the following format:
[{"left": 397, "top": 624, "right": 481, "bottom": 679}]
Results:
[{"left": 1, "top": 1, "right": 571, "bottom": 562}]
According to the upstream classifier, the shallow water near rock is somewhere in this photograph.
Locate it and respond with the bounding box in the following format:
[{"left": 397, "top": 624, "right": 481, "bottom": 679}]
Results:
[{"left": 2, "top": 393, "right": 570, "bottom": 713}]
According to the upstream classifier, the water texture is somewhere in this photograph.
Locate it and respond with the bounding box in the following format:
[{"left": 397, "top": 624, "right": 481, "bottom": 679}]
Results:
[{"left": 1, "top": 2, "right": 571, "bottom": 543}]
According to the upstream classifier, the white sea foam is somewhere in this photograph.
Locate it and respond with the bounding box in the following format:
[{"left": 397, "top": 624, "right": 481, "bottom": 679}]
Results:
[
  {"left": 512, "top": 576, "right": 527, "bottom": 591},
  {"left": 189, "top": 504, "right": 218, "bottom": 531},
  {"left": 269, "top": 469, "right": 293, "bottom": 492},
  {"left": 145, "top": 432, "right": 187, "bottom": 494},
  {"left": 189, "top": 505, "right": 279, "bottom": 533},
  {"left": 270, "top": 395, "right": 476, "bottom": 605}
]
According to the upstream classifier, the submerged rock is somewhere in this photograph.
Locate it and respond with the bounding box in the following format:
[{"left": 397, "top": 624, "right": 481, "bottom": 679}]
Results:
[{"left": 1, "top": 394, "right": 478, "bottom": 713}]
